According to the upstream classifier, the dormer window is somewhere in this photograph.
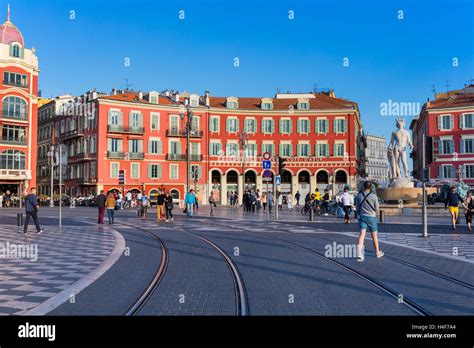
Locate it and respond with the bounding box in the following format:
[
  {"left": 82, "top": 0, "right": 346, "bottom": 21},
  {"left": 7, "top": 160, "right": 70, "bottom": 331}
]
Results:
[
  {"left": 297, "top": 99, "right": 310, "bottom": 110},
  {"left": 189, "top": 94, "right": 200, "bottom": 108},
  {"left": 261, "top": 98, "right": 273, "bottom": 110},
  {"left": 226, "top": 97, "right": 239, "bottom": 109},
  {"left": 10, "top": 43, "right": 22, "bottom": 58}
]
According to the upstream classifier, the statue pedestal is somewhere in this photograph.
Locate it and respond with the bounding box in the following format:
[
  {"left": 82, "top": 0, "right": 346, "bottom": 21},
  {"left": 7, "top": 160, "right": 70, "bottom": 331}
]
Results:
[
  {"left": 389, "top": 178, "right": 414, "bottom": 188},
  {"left": 377, "top": 177, "right": 425, "bottom": 204}
]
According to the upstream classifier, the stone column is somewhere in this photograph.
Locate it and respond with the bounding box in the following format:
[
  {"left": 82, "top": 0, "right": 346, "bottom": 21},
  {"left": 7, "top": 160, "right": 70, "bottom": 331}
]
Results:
[
  {"left": 220, "top": 173, "right": 228, "bottom": 206},
  {"left": 291, "top": 173, "right": 298, "bottom": 197},
  {"left": 238, "top": 174, "right": 244, "bottom": 206},
  {"left": 256, "top": 173, "right": 263, "bottom": 195},
  {"left": 310, "top": 173, "right": 317, "bottom": 193}
]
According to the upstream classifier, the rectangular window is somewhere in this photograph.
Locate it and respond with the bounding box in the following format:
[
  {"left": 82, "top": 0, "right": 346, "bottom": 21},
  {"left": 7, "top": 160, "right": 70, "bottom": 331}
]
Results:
[
  {"left": 334, "top": 143, "right": 345, "bottom": 157},
  {"left": 298, "top": 143, "right": 310, "bottom": 157},
  {"left": 316, "top": 143, "right": 329, "bottom": 157},
  {"left": 191, "top": 142, "right": 199, "bottom": 155},
  {"left": 130, "top": 112, "right": 141, "bottom": 128},
  {"left": 170, "top": 115, "right": 179, "bottom": 131},
  {"left": 1, "top": 125, "right": 26, "bottom": 144},
  {"left": 461, "top": 114, "right": 474, "bottom": 129},
  {"left": 191, "top": 116, "right": 199, "bottom": 132},
  {"left": 149, "top": 139, "right": 162, "bottom": 154},
  {"left": 334, "top": 119, "right": 347, "bottom": 133},
  {"left": 108, "top": 111, "right": 120, "bottom": 126},
  {"left": 209, "top": 142, "right": 222, "bottom": 156},
  {"left": 226, "top": 143, "right": 239, "bottom": 156},
  {"left": 110, "top": 163, "right": 119, "bottom": 178},
  {"left": 463, "top": 139, "right": 474, "bottom": 154},
  {"left": 280, "top": 119, "right": 291, "bottom": 134},
  {"left": 244, "top": 118, "right": 256, "bottom": 133},
  {"left": 129, "top": 139, "right": 142, "bottom": 153},
  {"left": 262, "top": 119, "right": 274, "bottom": 134},
  {"left": 262, "top": 143, "right": 274, "bottom": 156},
  {"left": 316, "top": 119, "right": 328, "bottom": 133},
  {"left": 465, "top": 165, "right": 474, "bottom": 179},
  {"left": 108, "top": 138, "right": 122, "bottom": 152},
  {"left": 441, "top": 165, "right": 454, "bottom": 178},
  {"left": 246, "top": 143, "right": 257, "bottom": 157},
  {"left": 148, "top": 164, "right": 161, "bottom": 179},
  {"left": 298, "top": 119, "right": 310, "bottom": 134},
  {"left": 3, "top": 71, "right": 28, "bottom": 88},
  {"left": 151, "top": 113, "right": 160, "bottom": 130},
  {"left": 440, "top": 139, "right": 454, "bottom": 154},
  {"left": 209, "top": 117, "right": 220, "bottom": 132},
  {"left": 226, "top": 118, "right": 239, "bottom": 132},
  {"left": 439, "top": 115, "right": 453, "bottom": 131},
  {"left": 170, "top": 164, "right": 178, "bottom": 179},
  {"left": 169, "top": 141, "right": 181, "bottom": 155},
  {"left": 280, "top": 144, "right": 292, "bottom": 157},
  {"left": 191, "top": 165, "right": 201, "bottom": 179},
  {"left": 131, "top": 163, "right": 140, "bottom": 179}
]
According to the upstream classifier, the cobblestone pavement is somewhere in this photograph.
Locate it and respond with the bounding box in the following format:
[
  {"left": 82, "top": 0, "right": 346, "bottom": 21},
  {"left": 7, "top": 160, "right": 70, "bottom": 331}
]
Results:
[{"left": 0, "top": 215, "right": 122, "bottom": 315}]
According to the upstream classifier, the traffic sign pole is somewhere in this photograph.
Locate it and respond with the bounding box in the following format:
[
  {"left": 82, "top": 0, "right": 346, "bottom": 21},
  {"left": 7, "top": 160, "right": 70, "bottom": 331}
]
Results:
[{"left": 275, "top": 157, "right": 279, "bottom": 221}]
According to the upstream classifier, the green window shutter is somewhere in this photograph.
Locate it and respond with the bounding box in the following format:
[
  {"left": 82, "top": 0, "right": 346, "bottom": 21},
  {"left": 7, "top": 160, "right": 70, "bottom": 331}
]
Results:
[
  {"left": 158, "top": 140, "right": 162, "bottom": 154},
  {"left": 157, "top": 164, "right": 162, "bottom": 178},
  {"left": 236, "top": 119, "right": 240, "bottom": 132},
  {"left": 306, "top": 120, "right": 310, "bottom": 133},
  {"left": 147, "top": 165, "right": 152, "bottom": 178},
  {"left": 261, "top": 120, "right": 265, "bottom": 133},
  {"left": 279, "top": 119, "right": 283, "bottom": 134},
  {"left": 315, "top": 144, "right": 318, "bottom": 157},
  {"left": 118, "top": 140, "right": 123, "bottom": 152},
  {"left": 197, "top": 166, "right": 202, "bottom": 179},
  {"left": 297, "top": 120, "right": 301, "bottom": 134},
  {"left": 289, "top": 144, "right": 293, "bottom": 156},
  {"left": 118, "top": 112, "right": 123, "bottom": 125},
  {"left": 450, "top": 115, "right": 454, "bottom": 130},
  {"left": 226, "top": 118, "right": 230, "bottom": 132},
  {"left": 334, "top": 119, "right": 338, "bottom": 132},
  {"left": 289, "top": 120, "right": 292, "bottom": 134},
  {"left": 279, "top": 144, "right": 283, "bottom": 156},
  {"left": 325, "top": 120, "right": 329, "bottom": 133},
  {"left": 460, "top": 115, "right": 464, "bottom": 129},
  {"left": 20, "top": 47, "right": 24, "bottom": 59},
  {"left": 108, "top": 111, "right": 113, "bottom": 125},
  {"left": 297, "top": 144, "right": 301, "bottom": 156},
  {"left": 271, "top": 120, "right": 275, "bottom": 133},
  {"left": 9, "top": 44, "right": 12, "bottom": 57},
  {"left": 270, "top": 144, "right": 274, "bottom": 156},
  {"left": 343, "top": 119, "right": 347, "bottom": 132}
]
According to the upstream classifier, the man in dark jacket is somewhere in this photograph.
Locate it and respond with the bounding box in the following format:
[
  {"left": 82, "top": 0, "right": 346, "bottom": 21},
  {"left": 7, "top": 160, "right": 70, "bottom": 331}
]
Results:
[
  {"left": 24, "top": 188, "right": 43, "bottom": 234},
  {"left": 96, "top": 190, "right": 107, "bottom": 224},
  {"left": 445, "top": 186, "right": 463, "bottom": 231}
]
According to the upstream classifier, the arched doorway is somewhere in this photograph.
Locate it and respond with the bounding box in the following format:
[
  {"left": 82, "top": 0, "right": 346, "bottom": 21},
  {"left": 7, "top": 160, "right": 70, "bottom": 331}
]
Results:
[
  {"left": 280, "top": 171, "right": 292, "bottom": 197},
  {"left": 226, "top": 170, "right": 239, "bottom": 203},
  {"left": 297, "top": 170, "right": 311, "bottom": 200},
  {"left": 170, "top": 189, "right": 180, "bottom": 203},
  {"left": 211, "top": 170, "right": 222, "bottom": 203},
  {"left": 149, "top": 189, "right": 159, "bottom": 205},
  {"left": 316, "top": 170, "right": 329, "bottom": 191},
  {"left": 335, "top": 170, "right": 348, "bottom": 191},
  {"left": 244, "top": 170, "right": 256, "bottom": 192}
]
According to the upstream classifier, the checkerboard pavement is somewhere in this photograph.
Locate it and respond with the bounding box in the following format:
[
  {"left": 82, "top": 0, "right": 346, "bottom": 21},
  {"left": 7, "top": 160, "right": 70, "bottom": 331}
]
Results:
[{"left": 0, "top": 222, "right": 116, "bottom": 315}]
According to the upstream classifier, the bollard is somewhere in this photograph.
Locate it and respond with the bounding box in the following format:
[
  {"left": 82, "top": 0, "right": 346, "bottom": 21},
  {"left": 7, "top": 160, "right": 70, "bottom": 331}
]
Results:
[
  {"left": 379, "top": 210, "right": 385, "bottom": 223},
  {"left": 17, "top": 213, "right": 23, "bottom": 226},
  {"left": 309, "top": 206, "right": 314, "bottom": 222}
]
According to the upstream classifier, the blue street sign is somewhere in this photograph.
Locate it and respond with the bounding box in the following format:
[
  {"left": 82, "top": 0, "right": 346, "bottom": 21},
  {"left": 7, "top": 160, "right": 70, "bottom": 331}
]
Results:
[
  {"left": 275, "top": 175, "right": 281, "bottom": 186},
  {"left": 262, "top": 160, "right": 271, "bottom": 169},
  {"left": 263, "top": 169, "right": 271, "bottom": 178}
]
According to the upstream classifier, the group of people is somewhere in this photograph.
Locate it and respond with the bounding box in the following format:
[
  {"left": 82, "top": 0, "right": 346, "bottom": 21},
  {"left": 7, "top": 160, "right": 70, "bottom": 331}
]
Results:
[
  {"left": 444, "top": 185, "right": 474, "bottom": 231},
  {"left": 0, "top": 190, "right": 19, "bottom": 208}
]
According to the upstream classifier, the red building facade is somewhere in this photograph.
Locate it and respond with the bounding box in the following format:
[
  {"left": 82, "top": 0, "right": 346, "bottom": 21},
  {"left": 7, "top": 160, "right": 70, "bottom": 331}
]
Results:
[
  {"left": 410, "top": 85, "right": 474, "bottom": 186},
  {"left": 0, "top": 7, "right": 39, "bottom": 196},
  {"left": 37, "top": 89, "right": 363, "bottom": 205}
]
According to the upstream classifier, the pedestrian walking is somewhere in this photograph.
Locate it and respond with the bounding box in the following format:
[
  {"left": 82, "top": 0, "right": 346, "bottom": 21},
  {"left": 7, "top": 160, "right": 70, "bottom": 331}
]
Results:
[
  {"left": 141, "top": 191, "right": 149, "bottom": 220},
  {"left": 322, "top": 189, "right": 330, "bottom": 216},
  {"left": 340, "top": 187, "right": 355, "bottom": 223},
  {"left": 184, "top": 189, "right": 196, "bottom": 217},
  {"left": 0, "top": 192, "right": 3, "bottom": 208},
  {"left": 96, "top": 190, "right": 106, "bottom": 224},
  {"left": 262, "top": 192, "right": 267, "bottom": 212},
  {"left": 23, "top": 188, "right": 43, "bottom": 234},
  {"left": 463, "top": 190, "right": 474, "bottom": 231},
  {"left": 314, "top": 189, "right": 322, "bottom": 215},
  {"left": 295, "top": 191, "right": 301, "bottom": 207},
  {"left": 256, "top": 189, "right": 262, "bottom": 212},
  {"left": 356, "top": 181, "right": 384, "bottom": 261},
  {"left": 209, "top": 191, "right": 216, "bottom": 216},
  {"left": 156, "top": 190, "right": 166, "bottom": 222},
  {"left": 278, "top": 192, "right": 283, "bottom": 211},
  {"left": 267, "top": 191, "right": 274, "bottom": 214},
  {"left": 445, "top": 186, "right": 463, "bottom": 231},
  {"left": 165, "top": 192, "right": 174, "bottom": 222},
  {"left": 287, "top": 194, "right": 293, "bottom": 210},
  {"left": 105, "top": 192, "right": 116, "bottom": 224}
]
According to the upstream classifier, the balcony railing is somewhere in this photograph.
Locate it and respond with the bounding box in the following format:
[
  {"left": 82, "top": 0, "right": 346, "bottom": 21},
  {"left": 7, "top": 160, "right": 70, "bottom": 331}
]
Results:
[
  {"left": 3, "top": 81, "right": 28, "bottom": 89},
  {"left": 1, "top": 138, "right": 27, "bottom": 145},
  {"left": 166, "top": 154, "right": 203, "bottom": 161},
  {"left": 107, "top": 151, "right": 125, "bottom": 159},
  {"left": 74, "top": 152, "right": 94, "bottom": 160},
  {"left": 62, "top": 129, "right": 84, "bottom": 140},
  {"left": 2, "top": 113, "right": 27, "bottom": 121},
  {"left": 166, "top": 128, "right": 203, "bottom": 138},
  {"left": 128, "top": 152, "right": 144, "bottom": 160},
  {"left": 0, "top": 169, "right": 31, "bottom": 179},
  {"left": 107, "top": 125, "right": 145, "bottom": 134}
]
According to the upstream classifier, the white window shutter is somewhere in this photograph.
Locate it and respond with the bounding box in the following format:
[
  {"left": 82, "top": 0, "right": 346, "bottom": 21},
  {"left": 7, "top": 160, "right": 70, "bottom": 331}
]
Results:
[
  {"left": 460, "top": 114, "right": 464, "bottom": 129},
  {"left": 450, "top": 115, "right": 454, "bottom": 130}
]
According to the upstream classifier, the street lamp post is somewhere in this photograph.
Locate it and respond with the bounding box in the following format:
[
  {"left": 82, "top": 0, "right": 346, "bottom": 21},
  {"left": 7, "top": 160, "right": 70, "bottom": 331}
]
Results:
[
  {"left": 240, "top": 131, "right": 249, "bottom": 191},
  {"left": 180, "top": 105, "right": 194, "bottom": 194},
  {"left": 48, "top": 145, "right": 55, "bottom": 207}
]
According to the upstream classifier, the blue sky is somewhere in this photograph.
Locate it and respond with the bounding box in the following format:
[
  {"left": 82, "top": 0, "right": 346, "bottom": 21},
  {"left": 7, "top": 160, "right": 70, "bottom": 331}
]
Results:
[{"left": 8, "top": 0, "right": 474, "bottom": 141}]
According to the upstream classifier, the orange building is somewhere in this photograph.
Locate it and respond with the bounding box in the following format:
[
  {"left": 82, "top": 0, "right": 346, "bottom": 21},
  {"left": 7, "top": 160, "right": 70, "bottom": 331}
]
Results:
[
  {"left": 37, "top": 89, "right": 363, "bottom": 205},
  {"left": 0, "top": 7, "right": 39, "bottom": 196}
]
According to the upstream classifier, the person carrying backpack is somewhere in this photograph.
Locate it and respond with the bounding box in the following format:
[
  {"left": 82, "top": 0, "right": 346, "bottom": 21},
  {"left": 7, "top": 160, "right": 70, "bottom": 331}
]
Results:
[
  {"left": 165, "top": 192, "right": 174, "bottom": 222},
  {"left": 355, "top": 181, "right": 384, "bottom": 262}
]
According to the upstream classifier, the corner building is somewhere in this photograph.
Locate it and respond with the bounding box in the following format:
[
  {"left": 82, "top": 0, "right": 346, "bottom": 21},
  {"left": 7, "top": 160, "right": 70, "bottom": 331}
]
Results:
[
  {"left": 0, "top": 8, "right": 39, "bottom": 195},
  {"left": 38, "top": 89, "right": 363, "bottom": 205}
]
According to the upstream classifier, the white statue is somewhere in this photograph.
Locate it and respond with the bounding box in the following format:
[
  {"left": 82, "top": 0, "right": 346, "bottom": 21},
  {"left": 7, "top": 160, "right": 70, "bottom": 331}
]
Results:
[{"left": 388, "top": 118, "right": 413, "bottom": 179}]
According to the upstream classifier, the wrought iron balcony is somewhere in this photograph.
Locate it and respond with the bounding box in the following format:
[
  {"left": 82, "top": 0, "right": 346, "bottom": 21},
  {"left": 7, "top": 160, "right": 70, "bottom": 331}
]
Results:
[
  {"left": 107, "top": 151, "right": 125, "bottom": 159},
  {"left": 107, "top": 125, "right": 145, "bottom": 134},
  {"left": 166, "top": 153, "right": 203, "bottom": 161},
  {"left": 166, "top": 128, "right": 203, "bottom": 138},
  {"left": 1, "top": 138, "right": 27, "bottom": 145}
]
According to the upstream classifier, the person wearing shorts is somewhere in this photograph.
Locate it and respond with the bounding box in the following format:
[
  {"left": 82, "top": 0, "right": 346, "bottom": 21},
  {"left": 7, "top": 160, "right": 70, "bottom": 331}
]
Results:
[
  {"left": 141, "top": 191, "right": 149, "bottom": 220},
  {"left": 355, "top": 181, "right": 384, "bottom": 262},
  {"left": 446, "top": 186, "right": 463, "bottom": 231},
  {"left": 463, "top": 191, "right": 474, "bottom": 231}
]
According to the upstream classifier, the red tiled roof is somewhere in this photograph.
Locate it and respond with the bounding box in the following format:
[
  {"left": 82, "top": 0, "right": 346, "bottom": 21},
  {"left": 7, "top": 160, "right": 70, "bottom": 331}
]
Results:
[
  {"left": 99, "top": 92, "right": 357, "bottom": 110},
  {"left": 427, "top": 93, "right": 474, "bottom": 109}
]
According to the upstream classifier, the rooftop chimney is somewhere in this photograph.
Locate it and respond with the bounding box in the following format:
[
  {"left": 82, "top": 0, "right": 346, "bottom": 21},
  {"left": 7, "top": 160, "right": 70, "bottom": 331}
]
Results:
[
  {"left": 138, "top": 91, "right": 143, "bottom": 100},
  {"left": 112, "top": 88, "right": 117, "bottom": 95},
  {"left": 205, "top": 91, "right": 210, "bottom": 107},
  {"left": 173, "top": 93, "right": 180, "bottom": 102}
]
